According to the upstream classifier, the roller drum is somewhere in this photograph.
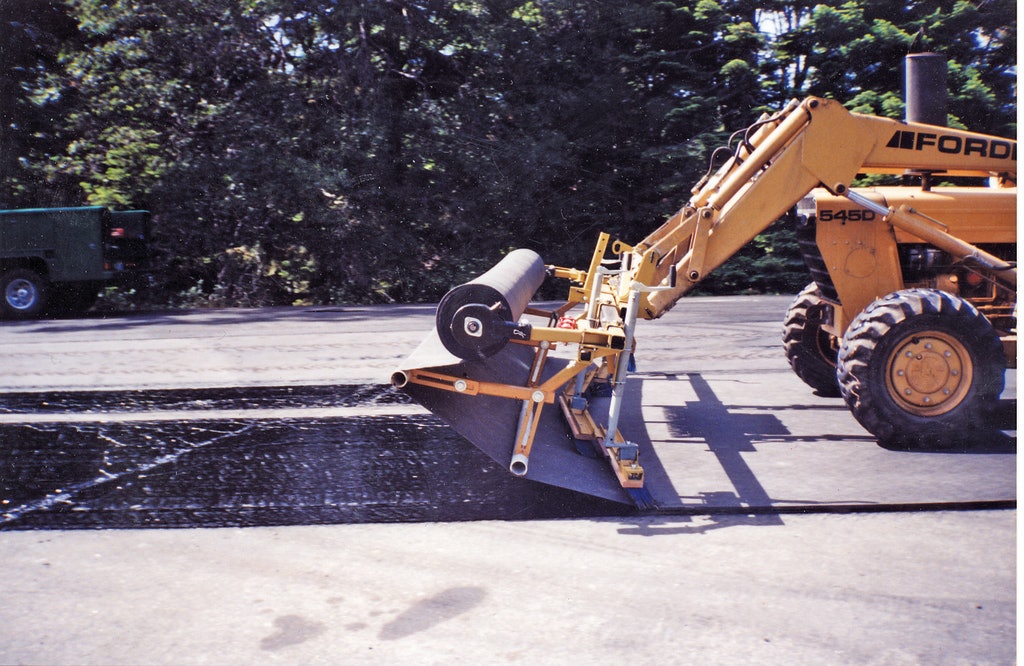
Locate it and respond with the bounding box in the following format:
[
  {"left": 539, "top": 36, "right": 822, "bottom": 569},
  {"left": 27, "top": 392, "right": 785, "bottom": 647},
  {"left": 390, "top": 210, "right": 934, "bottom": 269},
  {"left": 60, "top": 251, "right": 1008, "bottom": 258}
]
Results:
[{"left": 436, "top": 249, "right": 545, "bottom": 360}]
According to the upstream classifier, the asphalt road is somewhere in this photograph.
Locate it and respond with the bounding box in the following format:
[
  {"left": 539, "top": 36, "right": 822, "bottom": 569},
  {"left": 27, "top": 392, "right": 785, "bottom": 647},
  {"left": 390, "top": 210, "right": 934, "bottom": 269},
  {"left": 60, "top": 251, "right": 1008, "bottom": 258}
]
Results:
[
  {"left": 0, "top": 296, "right": 1014, "bottom": 528},
  {"left": 0, "top": 297, "right": 1016, "bottom": 664}
]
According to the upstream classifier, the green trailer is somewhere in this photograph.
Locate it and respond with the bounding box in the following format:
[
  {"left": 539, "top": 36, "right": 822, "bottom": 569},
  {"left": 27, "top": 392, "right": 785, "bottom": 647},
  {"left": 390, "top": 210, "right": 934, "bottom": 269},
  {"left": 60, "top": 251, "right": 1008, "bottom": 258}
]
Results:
[{"left": 0, "top": 206, "right": 150, "bottom": 318}]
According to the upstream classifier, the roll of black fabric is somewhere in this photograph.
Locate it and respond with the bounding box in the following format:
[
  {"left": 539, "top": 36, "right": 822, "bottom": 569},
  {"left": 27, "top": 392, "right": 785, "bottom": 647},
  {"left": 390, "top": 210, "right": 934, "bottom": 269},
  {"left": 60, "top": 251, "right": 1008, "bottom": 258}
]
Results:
[{"left": 435, "top": 249, "right": 546, "bottom": 360}]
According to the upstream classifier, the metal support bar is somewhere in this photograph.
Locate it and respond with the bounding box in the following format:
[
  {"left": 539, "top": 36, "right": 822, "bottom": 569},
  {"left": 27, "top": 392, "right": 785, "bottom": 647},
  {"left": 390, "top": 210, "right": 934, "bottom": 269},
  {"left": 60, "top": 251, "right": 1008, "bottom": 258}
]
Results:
[
  {"left": 600, "top": 272, "right": 679, "bottom": 452},
  {"left": 843, "top": 189, "right": 890, "bottom": 217},
  {"left": 397, "top": 368, "right": 555, "bottom": 403},
  {"left": 601, "top": 288, "right": 641, "bottom": 452},
  {"left": 844, "top": 190, "right": 1017, "bottom": 289},
  {"left": 510, "top": 396, "right": 545, "bottom": 476},
  {"left": 581, "top": 232, "right": 611, "bottom": 315},
  {"left": 686, "top": 207, "right": 716, "bottom": 283},
  {"left": 509, "top": 341, "right": 550, "bottom": 477},
  {"left": 586, "top": 264, "right": 626, "bottom": 328}
]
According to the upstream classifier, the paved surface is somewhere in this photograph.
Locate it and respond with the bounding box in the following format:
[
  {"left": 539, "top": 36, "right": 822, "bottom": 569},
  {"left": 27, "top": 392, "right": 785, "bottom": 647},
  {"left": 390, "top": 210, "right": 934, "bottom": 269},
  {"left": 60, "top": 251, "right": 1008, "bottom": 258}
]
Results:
[
  {"left": 0, "top": 304, "right": 423, "bottom": 390},
  {"left": 0, "top": 297, "right": 1016, "bottom": 664},
  {"left": 2, "top": 298, "right": 1015, "bottom": 513},
  {"left": 0, "top": 512, "right": 1015, "bottom": 664}
]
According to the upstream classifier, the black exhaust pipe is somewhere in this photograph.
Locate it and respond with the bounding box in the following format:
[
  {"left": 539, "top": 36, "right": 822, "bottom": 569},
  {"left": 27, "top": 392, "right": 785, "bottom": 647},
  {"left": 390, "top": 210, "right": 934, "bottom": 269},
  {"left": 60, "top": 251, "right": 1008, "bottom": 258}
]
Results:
[{"left": 905, "top": 52, "right": 947, "bottom": 127}]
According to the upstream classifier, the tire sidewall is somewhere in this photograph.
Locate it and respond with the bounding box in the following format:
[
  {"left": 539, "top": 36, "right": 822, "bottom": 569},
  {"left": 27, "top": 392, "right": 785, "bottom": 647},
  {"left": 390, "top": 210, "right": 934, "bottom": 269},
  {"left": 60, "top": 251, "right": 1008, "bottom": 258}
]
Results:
[
  {"left": 838, "top": 289, "right": 1005, "bottom": 447},
  {"left": 1, "top": 269, "right": 48, "bottom": 319},
  {"left": 783, "top": 283, "right": 840, "bottom": 396}
]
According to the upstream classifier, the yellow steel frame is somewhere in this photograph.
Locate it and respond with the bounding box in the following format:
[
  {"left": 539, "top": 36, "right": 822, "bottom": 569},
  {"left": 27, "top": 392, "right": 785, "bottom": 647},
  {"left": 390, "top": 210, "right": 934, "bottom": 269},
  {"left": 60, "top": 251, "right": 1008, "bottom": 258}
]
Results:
[{"left": 403, "top": 328, "right": 643, "bottom": 486}]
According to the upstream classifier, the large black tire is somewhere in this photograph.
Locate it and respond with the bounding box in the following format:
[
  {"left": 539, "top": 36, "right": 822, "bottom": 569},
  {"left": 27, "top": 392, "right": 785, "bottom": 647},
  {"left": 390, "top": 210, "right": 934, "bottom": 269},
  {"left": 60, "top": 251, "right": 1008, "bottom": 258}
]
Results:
[
  {"left": 783, "top": 283, "right": 840, "bottom": 396},
  {"left": 836, "top": 289, "right": 1006, "bottom": 449},
  {"left": 1, "top": 268, "right": 48, "bottom": 319}
]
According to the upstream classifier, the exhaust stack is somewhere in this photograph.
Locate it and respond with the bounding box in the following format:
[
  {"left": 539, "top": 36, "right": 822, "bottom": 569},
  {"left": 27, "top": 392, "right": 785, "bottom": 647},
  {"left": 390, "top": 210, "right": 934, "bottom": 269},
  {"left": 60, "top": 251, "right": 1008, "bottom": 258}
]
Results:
[{"left": 905, "top": 52, "right": 947, "bottom": 126}]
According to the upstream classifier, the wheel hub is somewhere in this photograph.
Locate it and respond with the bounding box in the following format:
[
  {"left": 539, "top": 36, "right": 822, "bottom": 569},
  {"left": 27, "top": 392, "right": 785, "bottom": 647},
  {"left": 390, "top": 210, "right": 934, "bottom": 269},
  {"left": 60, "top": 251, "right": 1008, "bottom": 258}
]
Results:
[
  {"left": 6, "top": 279, "right": 37, "bottom": 310},
  {"left": 887, "top": 332, "right": 972, "bottom": 416}
]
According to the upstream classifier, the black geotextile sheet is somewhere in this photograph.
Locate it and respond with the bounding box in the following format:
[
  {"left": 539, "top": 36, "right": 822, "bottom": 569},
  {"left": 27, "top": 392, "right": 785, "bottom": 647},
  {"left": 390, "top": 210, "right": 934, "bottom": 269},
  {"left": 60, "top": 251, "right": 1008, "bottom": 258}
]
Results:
[{"left": 396, "top": 329, "right": 637, "bottom": 504}]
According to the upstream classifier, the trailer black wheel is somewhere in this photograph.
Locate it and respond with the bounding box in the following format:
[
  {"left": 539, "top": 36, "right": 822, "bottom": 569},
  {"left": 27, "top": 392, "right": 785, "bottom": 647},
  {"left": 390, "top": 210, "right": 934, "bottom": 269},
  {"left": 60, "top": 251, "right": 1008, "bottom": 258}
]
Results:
[
  {"left": 783, "top": 283, "right": 840, "bottom": 396},
  {"left": 1, "top": 268, "right": 48, "bottom": 319},
  {"left": 836, "top": 289, "right": 1005, "bottom": 449}
]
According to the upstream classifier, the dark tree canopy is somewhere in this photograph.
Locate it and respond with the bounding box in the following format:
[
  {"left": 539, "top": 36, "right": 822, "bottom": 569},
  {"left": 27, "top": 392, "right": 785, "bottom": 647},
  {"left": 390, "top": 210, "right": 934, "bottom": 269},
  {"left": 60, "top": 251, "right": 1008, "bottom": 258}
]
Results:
[{"left": 1, "top": 0, "right": 1016, "bottom": 307}]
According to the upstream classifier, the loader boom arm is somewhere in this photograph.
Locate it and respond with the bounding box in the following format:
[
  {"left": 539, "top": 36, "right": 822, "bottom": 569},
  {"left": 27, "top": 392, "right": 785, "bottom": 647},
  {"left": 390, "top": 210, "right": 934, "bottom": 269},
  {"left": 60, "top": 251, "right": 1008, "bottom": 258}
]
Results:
[{"left": 615, "top": 97, "right": 1016, "bottom": 319}]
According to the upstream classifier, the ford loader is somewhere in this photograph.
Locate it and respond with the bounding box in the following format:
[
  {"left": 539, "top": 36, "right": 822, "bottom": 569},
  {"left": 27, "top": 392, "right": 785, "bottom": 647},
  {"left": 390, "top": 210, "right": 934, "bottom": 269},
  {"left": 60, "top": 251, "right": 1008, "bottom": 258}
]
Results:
[{"left": 393, "top": 90, "right": 1015, "bottom": 507}]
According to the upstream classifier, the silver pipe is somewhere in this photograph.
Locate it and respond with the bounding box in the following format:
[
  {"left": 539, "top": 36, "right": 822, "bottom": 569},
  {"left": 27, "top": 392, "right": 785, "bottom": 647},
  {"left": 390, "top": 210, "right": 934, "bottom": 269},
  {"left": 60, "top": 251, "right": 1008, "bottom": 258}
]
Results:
[
  {"left": 602, "top": 287, "right": 641, "bottom": 450},
  {"left": 509, "top": 400, "right": 533, "bottom": 476},
  {"left": 843, "top": 189, "right": 890, "bottom": 217}
]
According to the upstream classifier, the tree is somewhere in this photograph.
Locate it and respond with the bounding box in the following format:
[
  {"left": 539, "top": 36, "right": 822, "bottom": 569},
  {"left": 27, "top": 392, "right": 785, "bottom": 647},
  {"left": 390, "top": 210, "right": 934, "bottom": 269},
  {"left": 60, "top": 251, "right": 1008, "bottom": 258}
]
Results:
[
  {"left": 0, "top": 0, "right": 79, "bottom": 206},
  {"left": 6, "top": 0, "right": 1015, "bottom": 308},
  {"left": 770, "top": 0, "right": 1016, "bottom": 133}
]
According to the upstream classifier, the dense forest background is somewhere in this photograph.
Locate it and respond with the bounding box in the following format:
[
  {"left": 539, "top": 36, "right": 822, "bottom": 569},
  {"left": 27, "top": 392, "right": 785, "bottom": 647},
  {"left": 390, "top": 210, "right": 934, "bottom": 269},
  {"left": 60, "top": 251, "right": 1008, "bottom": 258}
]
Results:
[{"left": 0, "top": 0, "right": 1016, "bottom": 308}]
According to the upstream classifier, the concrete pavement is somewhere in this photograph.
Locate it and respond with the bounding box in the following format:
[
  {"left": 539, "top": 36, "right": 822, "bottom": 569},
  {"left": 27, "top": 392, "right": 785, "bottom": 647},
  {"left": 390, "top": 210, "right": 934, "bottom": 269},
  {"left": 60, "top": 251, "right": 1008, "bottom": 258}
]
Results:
[{"left": 0, "top": 510, "right": 1015, "bottom": 665}]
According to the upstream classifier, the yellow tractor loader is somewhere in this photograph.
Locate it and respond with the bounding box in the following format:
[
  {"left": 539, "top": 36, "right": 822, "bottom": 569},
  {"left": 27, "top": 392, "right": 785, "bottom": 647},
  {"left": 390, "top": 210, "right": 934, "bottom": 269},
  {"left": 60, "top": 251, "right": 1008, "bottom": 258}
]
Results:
[{"left": 393, "top": 90, "right": 1015, "bottom": 507}]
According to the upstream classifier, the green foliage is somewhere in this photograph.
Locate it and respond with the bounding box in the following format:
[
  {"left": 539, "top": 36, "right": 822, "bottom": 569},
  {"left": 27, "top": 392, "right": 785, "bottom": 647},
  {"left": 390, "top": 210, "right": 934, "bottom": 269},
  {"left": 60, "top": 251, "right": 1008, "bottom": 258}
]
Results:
[
  {"left": 1, "top": 0, "right": 1015, "bottom": 307},
  {"left": 0, "top": 1, "right": 80, "bottom": 205},
  {"left": 695, "top": 224, "right": 808, "bottom": 296}
]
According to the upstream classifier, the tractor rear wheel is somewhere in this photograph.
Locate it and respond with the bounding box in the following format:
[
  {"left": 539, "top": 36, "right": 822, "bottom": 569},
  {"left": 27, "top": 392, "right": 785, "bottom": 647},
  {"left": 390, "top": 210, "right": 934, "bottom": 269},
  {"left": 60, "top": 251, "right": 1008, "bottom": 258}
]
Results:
[
  {"left": 836, "top": 288, "right": 1005, "bottom": 448},
  {"left": 783, "top": 283, "right": 840, "bottom": 396}
]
